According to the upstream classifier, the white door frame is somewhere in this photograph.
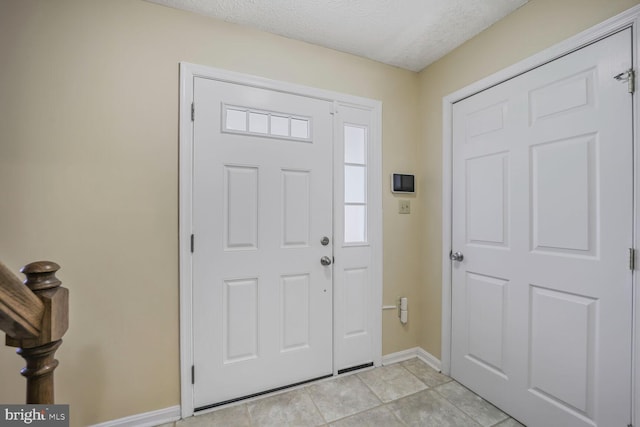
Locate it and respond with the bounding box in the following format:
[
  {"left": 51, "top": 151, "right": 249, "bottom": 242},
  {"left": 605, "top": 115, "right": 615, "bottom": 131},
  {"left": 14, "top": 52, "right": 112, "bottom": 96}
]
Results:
[
  {"left": 441, "top": 4, "right": 640, "bottom": 424},
  {"left": 179, "top": 63, "right": 383, "bottom": 418}
]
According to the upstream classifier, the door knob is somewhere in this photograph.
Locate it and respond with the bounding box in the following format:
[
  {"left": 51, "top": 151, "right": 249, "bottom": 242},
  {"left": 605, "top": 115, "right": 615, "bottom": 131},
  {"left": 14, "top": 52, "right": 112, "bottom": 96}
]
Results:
[
  {"left": 321, "top": 256, "right": 332, "bottom": 266},
  {"left": 450, "top": 251, "right": 464, "bottom": 262}
]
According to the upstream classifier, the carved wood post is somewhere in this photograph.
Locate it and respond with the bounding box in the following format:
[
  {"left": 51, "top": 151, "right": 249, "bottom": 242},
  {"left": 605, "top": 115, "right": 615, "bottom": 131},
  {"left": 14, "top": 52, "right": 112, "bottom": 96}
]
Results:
[
  {"left": 16, "top": 341, "right": 62, "bottom": 404},
  {"left": 6, "top": 261, "right": 69, "bottom": 404}
]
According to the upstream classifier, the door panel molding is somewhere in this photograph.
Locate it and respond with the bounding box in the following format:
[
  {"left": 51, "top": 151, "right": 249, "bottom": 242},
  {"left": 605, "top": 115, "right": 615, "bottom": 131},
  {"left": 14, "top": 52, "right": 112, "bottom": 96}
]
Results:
[
  {"left": 442, "top": 4, "right": 640, "bottom": 425},
  {"left": 179, "top": 63, "right": 382, "bottom": 418}
]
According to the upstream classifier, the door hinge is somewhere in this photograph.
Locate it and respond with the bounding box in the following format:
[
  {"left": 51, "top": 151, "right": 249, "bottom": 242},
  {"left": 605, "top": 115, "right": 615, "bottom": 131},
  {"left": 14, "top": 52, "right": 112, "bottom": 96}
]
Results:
[
  {"left": 190, "top": 234, "right": 195, "bottom": 253},
  {"left": 614, "top": 69, "right": 635, "bottom": 93},
  {"left": 629, "top": 248, "right": 635, "bottom": 270},
  {"left": 191, "top": 365, "right": 195, "bottom": 384},
  {"left": 191, "top": 102, "right": 195, "bottom": 121}
]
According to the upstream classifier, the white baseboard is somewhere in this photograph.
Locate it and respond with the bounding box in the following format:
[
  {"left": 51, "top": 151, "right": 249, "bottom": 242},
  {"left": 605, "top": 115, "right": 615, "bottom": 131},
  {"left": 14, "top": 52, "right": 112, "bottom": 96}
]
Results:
[
  {"left": 382, "top": 347, "right": 442, "bottom": 372},
  {"left": 416, "top": 347, "right": 442, "bottom": 372},
  {"left": 382, "top": 346, "right": 421, "bottom": 365},
  {"left": 90, "top": 405, "right": 180, "bottom": 427}
]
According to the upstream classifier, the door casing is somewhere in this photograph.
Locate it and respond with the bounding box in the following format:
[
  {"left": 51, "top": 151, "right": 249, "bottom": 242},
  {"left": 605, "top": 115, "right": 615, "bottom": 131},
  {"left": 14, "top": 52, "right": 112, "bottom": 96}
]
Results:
[
  {"left": 441, "top": 4, "right": 640, "bottom": 425},
  {"left": 179, "top": 63, "right": 383, "bottom": 418}
]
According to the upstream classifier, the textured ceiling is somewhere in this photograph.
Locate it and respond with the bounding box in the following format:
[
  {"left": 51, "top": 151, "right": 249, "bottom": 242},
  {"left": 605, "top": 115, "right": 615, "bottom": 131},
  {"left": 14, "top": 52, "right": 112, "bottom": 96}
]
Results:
[{"left": 147, "top": 0, "right": 528, "bottom": 72}]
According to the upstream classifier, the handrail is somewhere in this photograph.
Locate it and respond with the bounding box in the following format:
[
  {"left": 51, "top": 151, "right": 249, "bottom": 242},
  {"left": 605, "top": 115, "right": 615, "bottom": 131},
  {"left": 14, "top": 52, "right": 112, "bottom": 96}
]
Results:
[
  {"left": 0, "top": 261, "right": 44, "bottom": 339},
  {"left": 0, "top": 260, "right": 68, "bottom": 404}
]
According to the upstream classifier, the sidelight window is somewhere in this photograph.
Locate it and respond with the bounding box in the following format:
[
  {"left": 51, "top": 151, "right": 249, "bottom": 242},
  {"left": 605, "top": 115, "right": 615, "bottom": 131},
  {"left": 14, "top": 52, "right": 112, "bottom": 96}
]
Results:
[{"left": 344, "top": 125, "right": 368, "bottom": 244}]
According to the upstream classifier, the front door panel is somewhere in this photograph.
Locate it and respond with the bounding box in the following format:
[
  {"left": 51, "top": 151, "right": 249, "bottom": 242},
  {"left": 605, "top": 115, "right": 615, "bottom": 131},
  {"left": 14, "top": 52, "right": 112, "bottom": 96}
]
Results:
[{"left": 192, "top": 78, "right": 333, "bottom": 408}]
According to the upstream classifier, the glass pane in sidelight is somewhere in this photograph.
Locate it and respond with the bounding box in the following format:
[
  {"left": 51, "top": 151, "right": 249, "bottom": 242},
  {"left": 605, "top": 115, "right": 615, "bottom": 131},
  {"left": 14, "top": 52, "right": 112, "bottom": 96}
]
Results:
[
  {"left": 344, "top": 165, "right": 366, "bottom": 203},
  {"left": 344, "top": 126, "right": 366, "bottom": 164}
]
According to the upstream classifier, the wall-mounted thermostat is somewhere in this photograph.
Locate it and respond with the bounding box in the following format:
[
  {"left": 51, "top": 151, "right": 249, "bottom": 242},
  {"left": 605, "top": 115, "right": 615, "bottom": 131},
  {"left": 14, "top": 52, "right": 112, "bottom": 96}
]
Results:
[{"left": 391, "top": 173, "right": 415, "bottom": 194}]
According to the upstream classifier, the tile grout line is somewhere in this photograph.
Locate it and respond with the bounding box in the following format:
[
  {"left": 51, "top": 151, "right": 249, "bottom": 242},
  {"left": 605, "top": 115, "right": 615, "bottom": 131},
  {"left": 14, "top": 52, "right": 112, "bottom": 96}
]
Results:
[
  {"left": 430, "top": 383, "right": 509, "bottom": 427},
  {"left": 243, "top": 403, "right": 255, "bottom": 427},
  {"left": 321, "top": 404, "right": 387, "bottom": 426},
  {"left": 381, "top": 400, "right": 410, "bottom": 426},
  {"left": 351, "top": 361, "right": 428, "bottom": 426},
  {"left": 322, "top": 374, "right": 385, "bottom": 424},
  {"left": 386, "top": 359, "right": 479, "bottom": 425},
  {"left": 299, "top": 384, "right": 330, "bottom": 426},
  {"left": 348, "top": 370, "right": 401, "bottom": 425},
  {"left": 432, "top": 384, "right": 483, "bottom": 426}
]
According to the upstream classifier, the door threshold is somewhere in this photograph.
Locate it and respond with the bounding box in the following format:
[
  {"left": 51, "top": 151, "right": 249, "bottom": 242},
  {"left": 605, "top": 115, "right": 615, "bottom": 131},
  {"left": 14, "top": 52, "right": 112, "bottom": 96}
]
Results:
[
  {"left": 337, "top": 362, "right": 374, "bottom": 375},
  {"left": 195, "top": 374, "right": 334, "bottom": 412}
]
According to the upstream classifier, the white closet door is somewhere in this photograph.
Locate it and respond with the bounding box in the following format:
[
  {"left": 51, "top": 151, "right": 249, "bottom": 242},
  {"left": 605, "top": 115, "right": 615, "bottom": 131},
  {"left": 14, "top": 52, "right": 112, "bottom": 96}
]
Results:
[{"left": 451, "top": 29, "right": 633, "bottom": 427}]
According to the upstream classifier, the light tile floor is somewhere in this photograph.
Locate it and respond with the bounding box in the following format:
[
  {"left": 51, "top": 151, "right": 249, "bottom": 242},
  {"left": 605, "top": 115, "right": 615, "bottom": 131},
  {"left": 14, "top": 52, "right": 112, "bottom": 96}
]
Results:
[{"left": 160, "top": 358, "right": 524, "bottom": 427}]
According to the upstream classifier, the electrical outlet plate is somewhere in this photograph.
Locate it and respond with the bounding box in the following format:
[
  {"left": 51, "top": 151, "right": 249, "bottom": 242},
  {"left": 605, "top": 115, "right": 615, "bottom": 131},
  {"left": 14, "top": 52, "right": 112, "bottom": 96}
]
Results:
[{"left": 399, "top": 200, "right": 410, "bottom": 214}]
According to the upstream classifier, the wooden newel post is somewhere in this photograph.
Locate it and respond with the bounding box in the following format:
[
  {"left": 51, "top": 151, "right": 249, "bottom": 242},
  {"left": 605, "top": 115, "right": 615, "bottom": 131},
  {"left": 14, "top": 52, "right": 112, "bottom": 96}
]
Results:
[{"left": 6, "top": 261, "right": 69, "bottom": 404}]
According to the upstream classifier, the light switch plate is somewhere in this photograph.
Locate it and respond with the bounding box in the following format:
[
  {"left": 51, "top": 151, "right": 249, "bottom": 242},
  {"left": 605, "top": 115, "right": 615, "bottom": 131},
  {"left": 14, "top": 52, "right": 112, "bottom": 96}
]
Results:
[{"left": 399, "top": 200, "right": 410, "bottom": 214}]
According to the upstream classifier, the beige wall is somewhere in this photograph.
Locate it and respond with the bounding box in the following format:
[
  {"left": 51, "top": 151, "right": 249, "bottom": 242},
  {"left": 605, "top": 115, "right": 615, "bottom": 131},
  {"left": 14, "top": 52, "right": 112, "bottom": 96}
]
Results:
[
  {"left": 0, "top": 0, "right": 421, "bottom": 424},
  {"left": 417, "top": 0, "right": 640, "bottom": 358},
  {"left": 1, "top": 0, "right": 639, "bottom": 424}
]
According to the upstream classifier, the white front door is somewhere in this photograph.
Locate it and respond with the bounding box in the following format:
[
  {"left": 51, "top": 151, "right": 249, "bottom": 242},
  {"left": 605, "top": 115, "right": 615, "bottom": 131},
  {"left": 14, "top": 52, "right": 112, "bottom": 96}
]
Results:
[
  {"left": 451, "top": 29, "right": 633, "bottom": 426},
  {"left": 192, "top": 77, "right": 334, "bottom": 409}
]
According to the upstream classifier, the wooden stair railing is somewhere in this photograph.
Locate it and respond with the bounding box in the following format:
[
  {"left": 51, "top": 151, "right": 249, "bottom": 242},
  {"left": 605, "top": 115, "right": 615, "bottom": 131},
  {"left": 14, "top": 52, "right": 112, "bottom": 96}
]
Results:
[{"left": 0, "top": 260, "right": 69, "bottom": 404}]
